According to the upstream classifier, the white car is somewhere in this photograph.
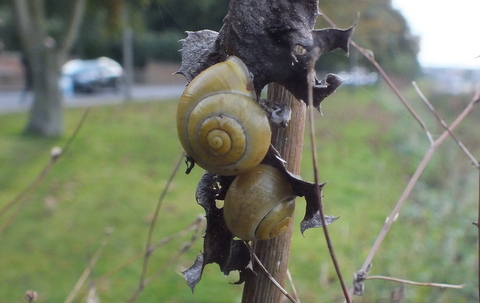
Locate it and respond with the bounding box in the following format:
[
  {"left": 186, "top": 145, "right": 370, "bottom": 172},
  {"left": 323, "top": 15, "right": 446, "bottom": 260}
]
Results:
[{"left": 62, "top": 57, "right": 124, "bottom": 94}]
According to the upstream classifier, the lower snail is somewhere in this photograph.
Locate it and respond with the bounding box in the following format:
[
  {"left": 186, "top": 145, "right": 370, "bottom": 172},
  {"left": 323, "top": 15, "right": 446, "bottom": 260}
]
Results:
[
  {"left": 177, "top": 57, "right": 295, "bottom": 240},
  {"left": 223, "top": 164, "right": 296, "bottom": 241},
  {"left": 176, "top": 56, "right": 271, "bottom": 176}
]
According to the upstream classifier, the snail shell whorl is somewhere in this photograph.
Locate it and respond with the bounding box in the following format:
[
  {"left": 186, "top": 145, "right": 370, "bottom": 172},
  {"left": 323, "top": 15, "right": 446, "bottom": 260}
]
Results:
[
  {"left": 223, "top": 164, "right": 296, "bottom": 241},
  {"left": 177, "top": 56, "right": 271, "bottom": 176}
]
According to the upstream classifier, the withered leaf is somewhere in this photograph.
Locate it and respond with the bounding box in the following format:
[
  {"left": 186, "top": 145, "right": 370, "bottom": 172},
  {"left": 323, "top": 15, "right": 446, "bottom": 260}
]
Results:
[
  {"left": 261, "top": 147, "right": 338, "bottom": 235},
  {"left": 301, "top": 212, "right": 339, "bottom": 236},
  {"left": 178, "top": 0, "right": 354, "bottom": 110},
  {"left": 177, "top": 30, "right": 220, "bottom": 83},
  {"left": 181, "top": 253, "right": 204, "bottom": 293},
  {"left": 179, "top": 0, "right": 350, "bottom": 291},
  {"left": 183, "top": 147, "right": 338, "bottom": 291},
  {"left": 233, "top": 266, "right": 256, "bottom": 285},
  {"left": 182, "top": 172, "right": 250, "bottom": 292},
  {"left": 312, "top": 27, "right": 354, "bottom": 55}
]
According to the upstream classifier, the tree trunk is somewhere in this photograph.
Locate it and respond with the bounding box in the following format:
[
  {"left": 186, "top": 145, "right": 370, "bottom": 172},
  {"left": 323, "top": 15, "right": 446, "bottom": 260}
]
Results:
[
  {"left": 242, "top": 83, "right": 306, "bottom": 302},
  {"left": 13, "top": 0, "right": 87, "bottom": 137},
  {"left": 25, "top": 45, "right": 63, "bottom": 136}
]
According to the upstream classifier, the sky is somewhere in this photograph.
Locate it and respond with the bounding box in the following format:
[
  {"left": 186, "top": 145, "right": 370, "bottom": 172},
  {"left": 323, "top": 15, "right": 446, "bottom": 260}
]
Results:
[{"left": 392, "top": 0, "right": 480, "bottom": 69}]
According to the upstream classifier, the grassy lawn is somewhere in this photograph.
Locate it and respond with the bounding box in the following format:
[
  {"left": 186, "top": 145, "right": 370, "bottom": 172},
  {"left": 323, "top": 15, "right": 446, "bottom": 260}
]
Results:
[{"left": 0, "top": 85, "right": 477, "bottom": 302}]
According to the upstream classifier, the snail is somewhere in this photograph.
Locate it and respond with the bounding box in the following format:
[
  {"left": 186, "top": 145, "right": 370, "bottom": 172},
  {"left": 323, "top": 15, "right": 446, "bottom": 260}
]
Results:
[
  {"left": 223, "top": 164, "right": 296, "bottom": 241},
  {"left": 176, "top": 56, "right": 271, "bottom": 176}
]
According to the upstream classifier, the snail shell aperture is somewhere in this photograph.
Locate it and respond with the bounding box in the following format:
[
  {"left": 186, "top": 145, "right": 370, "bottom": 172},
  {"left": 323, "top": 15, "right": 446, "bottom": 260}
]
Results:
[
  {"left": 223, "top": 164, "right": 296, "bottom": 240},
  {"left": 176, "top": 56, "right": 271, "bottom": 176}
]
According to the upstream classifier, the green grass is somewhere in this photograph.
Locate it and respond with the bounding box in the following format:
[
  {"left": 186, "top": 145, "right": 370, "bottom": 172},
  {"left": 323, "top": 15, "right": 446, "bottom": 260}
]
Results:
[{"left": 0, "top": 85, "right": 478, "bottom": 302}]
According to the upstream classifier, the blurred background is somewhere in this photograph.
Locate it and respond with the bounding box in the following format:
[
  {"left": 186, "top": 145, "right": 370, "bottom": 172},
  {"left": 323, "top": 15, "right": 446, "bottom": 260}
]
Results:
[
  {"left": 1, "top": 0, "right": 478, "bottom": 108},
  {"left": 1, "top": 0, "right": 479, "bottom": 302}
]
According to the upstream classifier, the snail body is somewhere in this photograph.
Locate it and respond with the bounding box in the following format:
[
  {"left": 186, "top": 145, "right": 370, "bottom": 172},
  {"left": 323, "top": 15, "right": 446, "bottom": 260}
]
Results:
[
  {"left": 177, "top": 57, "right": 271, "bottom": 176},
  {"left": 223, "top": 164, "right": 296, "bottom": 241}
]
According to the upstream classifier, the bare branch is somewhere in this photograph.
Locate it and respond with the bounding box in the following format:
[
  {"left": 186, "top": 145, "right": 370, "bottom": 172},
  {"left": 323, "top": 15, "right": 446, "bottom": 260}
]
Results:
[
  {"left": 96, "top": 216, "right": 204, "bottom": 282},
  {"left": 127, "top": 154, "right": 184, "bottom": 303},
  {"left": 349, "top": 85, "right": 480, "bottom": 300},
  {"left": 366, "top": 275, "right": 465, "bottom": 289},
  {"left": 432, "top": 85, "right": 480, "bottom": 150},
  {"left": 306, "top": 49, "right": 351, "bottom": 302},
  {"left": 12, "top": 0, "right": 38, "bottom": 57},
  {"left": 151, "top": 215, "right": 204, "bottom": 252},
  {"left": 30, "top": 0, "right": 47, "bottom": 39},
  {"left": 478, "top": 169, "right": 480, "bottom": 300},
  {"left": 413, "top": 81, "right": 480, "bottom": 169},
  {"left": 246, "top": 243, "right": 299, "bottom": 303},
  {"left": 0, "top": 109, "right": 91, "bottom": 235},
  {"left": 64, "top": 228, "right": 112, "bottom": 303},
  {"left": 58, "top": 0, "right": 87, "bottom": 59},
  {"left": 144, "top": 224, "right": 203, "bottom": 286},
  {"left": 318, "top": 9, "right": 435, "bottom": 146},
  {"left": 317, "top": 10, "right": 480, "bottom": 301},
  {"left": 287, "top": 269, "right": 301, "bottom": 303}
]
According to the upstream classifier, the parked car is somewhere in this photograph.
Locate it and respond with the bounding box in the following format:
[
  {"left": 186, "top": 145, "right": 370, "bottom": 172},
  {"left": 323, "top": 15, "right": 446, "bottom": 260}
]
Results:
[
  {"left": 337, "top": 67, "right": 378, "bottom": 86},
  {"left": 61, "top": 57, "right": 124, "bottom": 94}
]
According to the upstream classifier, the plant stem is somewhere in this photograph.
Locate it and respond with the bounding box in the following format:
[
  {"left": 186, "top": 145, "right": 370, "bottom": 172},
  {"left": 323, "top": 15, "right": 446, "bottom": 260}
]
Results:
[{"left": 241, "top": 83, "right": 306, "bottom": 303}]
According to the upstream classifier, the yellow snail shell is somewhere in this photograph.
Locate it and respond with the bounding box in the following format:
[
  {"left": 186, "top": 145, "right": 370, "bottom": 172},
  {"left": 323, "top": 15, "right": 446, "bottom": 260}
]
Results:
[
  {"left": 176, "top": 56, "right": 271, "bottom": 176},
  {"left": 223, "top": 164, "right": 296, "bottom": 241}
]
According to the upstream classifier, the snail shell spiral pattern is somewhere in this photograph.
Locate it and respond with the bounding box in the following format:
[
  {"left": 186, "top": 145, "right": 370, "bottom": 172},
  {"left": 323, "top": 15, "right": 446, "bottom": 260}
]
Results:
[
  {"left": 176, "top": 56, "right": 271, "bottom": 176},
  {"left": 223, "top": 164, "right": 296, "bottom": 240}
]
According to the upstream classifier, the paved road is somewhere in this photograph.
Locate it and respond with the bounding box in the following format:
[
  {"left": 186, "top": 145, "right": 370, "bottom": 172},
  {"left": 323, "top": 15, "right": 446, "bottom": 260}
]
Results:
[{"left": 0, "top": 85, "right": 186, "bottom": 114}]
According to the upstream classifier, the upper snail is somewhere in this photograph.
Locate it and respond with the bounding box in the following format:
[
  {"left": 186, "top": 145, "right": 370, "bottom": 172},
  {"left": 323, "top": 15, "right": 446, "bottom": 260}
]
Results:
[{"left": 176, "top": 56, "right": 271, "bottom": 176}]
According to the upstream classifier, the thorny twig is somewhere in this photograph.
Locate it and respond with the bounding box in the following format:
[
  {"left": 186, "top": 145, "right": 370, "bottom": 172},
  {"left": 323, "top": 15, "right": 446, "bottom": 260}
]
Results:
[
  {"left": 246, "top": 243, "right": 299, "bottom": 303},
  {"left": 0, "top": 108, "right": 91, "bottom": 236},
  {"left": 366, "top": 275, "right": 465, "bottom": 289},
  {"left": 307, "top": 49, "right": 350, "bottom": 302},
  {"left": 64, "top": 228, "right": 112, "bottom": 303},
  {"left": 127, "top": 154, "right": 184, "bottom": 303}
]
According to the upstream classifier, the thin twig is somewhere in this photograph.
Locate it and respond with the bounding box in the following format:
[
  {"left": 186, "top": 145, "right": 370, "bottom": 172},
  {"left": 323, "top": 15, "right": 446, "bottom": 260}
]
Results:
[
  {"left": 144, "top": 223, "right": 203, "bottom": 286},
  {"left": 127, "top": 154, "right": 184, "bottom": 303},
  {"left": 319, "top": 10, "right": 435, "bottom": 146},
  {"left": 64, "top": 228, "right": 112, "bottom": 303},
  {"left": 350, "top": 86, "right": 480, "bottom": 299},
  {"left": 0, "top": 108, "right": 90, "bottom": 218},
  {"left": 151, "top": 215, "right": 204, "bottom": 251},
  {"left": 431, "top": 85, "right": 480, "bottom": 153},
  {"left": 307, "top": 49, "right": 350, "bottom": 302},
  {"left": 287, "top": 269, "right": 301, "bottom": 303},
  {"left": 97, "top": 216, "right": 203, "bottom": 281},
  {"left": 413, "top": 81, "right": 480, "bottom": 169},
  {"left": 319, "top": 9, "right": 480, "bottom": 301},
  {"left": 366, "top": 275, "right": 465, "bottom": 289},
  {"left": 246, "top": 243, "right": 299, "bottom": 303},
  {"left": 478, "top": 169, "right": 480, "bottom": 300},
  {"left": 0, "top": 108, "right": 91, "bottom": 235}
]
